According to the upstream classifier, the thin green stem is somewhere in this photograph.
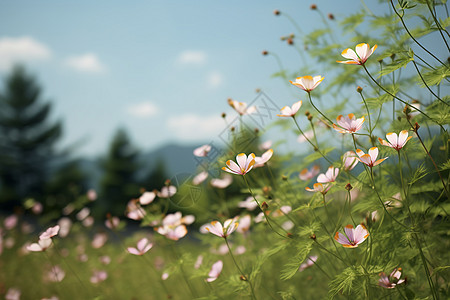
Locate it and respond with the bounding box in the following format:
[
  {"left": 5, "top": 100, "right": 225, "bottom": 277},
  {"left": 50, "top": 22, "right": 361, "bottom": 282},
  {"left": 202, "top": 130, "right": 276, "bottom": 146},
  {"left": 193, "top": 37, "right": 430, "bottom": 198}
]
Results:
[
  {"left": 225, "top": 238, "right": 257, "bottom": 300},
  {"left": 307, "top": 92, "right": 334, "bottom": 127}
]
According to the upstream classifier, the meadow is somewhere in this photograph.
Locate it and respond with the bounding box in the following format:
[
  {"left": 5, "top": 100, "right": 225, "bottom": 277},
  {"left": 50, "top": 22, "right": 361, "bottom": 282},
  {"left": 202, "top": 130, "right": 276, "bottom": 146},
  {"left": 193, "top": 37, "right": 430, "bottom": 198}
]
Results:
[{"left": 1, "top": 1, "right": 449, "bottom": 299}]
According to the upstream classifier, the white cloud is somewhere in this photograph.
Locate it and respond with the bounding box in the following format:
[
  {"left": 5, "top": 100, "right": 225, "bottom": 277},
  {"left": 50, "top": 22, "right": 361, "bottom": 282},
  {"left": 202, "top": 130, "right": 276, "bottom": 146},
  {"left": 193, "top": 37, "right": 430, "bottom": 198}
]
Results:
[
  {"left": 177, "top": 50, "right": 207, "bottom": 64},
  {"left": 127, "top": 102, "right": 159, "bottom": 118},
  {"left": 65, "top": 53, "right": 105, "bottom": 73},
  {"left": 208, "top": 71, "right": 223, "bottom": 88},
  {"left": 0, "top": 36, "right": 51, "bottom": 71},
  {"left": 167, "top": 113, "right": 224, "bottom": 140}
]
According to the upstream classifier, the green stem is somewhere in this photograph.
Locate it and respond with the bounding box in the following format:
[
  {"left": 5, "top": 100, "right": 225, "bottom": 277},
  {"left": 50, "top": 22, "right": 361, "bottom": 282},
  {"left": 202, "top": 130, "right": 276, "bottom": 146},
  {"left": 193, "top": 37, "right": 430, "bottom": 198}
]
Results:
[
  {"left": 414, "top": 233, "right": 438, "bottom": 300},
  {"left": 307, "top": 92, "right": 334, "bottom": 127},
  {"left": 225, "top": 238, "right": 257, "bottom": 300}
]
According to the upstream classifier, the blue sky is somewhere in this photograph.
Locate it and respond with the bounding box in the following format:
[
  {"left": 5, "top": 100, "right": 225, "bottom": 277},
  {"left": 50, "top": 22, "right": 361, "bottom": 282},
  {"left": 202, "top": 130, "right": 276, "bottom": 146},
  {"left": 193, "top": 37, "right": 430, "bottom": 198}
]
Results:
[{"left": 0, "top": 0, "right": 429, "bottom": 157}]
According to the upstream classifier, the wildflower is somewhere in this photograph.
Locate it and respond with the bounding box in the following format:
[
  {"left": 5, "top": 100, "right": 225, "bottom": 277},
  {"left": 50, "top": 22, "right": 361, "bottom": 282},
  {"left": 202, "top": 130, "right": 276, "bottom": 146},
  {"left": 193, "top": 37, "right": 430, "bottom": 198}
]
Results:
[
  {"left": 378, "top": 268, "right": 405, "bottom": 289},
  {"left": 162, "top": 272, "right": 169, "bottom": 280},
  {"left": 337, "top": 43, "right": 378, "bottom": 65},
  {"left": 277, "top": 101, "right": 303, "bottom": 117},
  {"left": 332, "top": 114, "right": 365, "bottom": 134},
  {"left": 139, "top": 191, "right": 156, "bottom": 205},
  {"left": 105, "top": 216, "right": 120, "bottom": 230},
  {"left": 228, "top": 99, "right": 257, "bottom": 116},
  {"left": 158, "top": 185, "right": 177, "bottom": 198},
  {"left": 356, "top": 147, "right": 388, "bottom": 167},
  {"left": 272, "top": 206, "right": 292, "bottom": 217},
  {"left": 299, "top": 165, "right": 320, "bottom": 181},
  {"left": 238, "top": 196, "right": 259, "bottom": 211},
  {"left": 4, "top": 214, "right": 18, "bottom": 230},
  {"left": 155, "top": 224, "right": 187, "bottom": 241},
  {"left": 32, "top": 201, "right": 43, "bottom": 214},
  {"left": 195, "top": 255, "right": 203, "bottom": 269},
  {"left": 45, "top": 265, "right": 65, "bottom": 282},
  {"left": 82, "top": 216, "right": 94, "bottom": 227},
  {"left": 210, "top": 174, "right": 233, "bottom": 189},
  {"left": 76, "top": 208, "right": 90, "bottom": 221},
  {"left": 297, "top": 130, "right": 314, "bottom": 143},
  {"left": 87, "top": 189, "right": 97, "bottom": 201},
  {"left": 282, "top": 220, "right": 294, "bottom": 230},
  {"left": 259, "top": 140, "right": 272, "bottom": 151},
  {"left": 206, "top": 260, "right": 223, "bottom": 282},
  {"left": 317, "top": 166, "right": 339, "bottom": 183},
  {"left": 378, "top": 130, "right": 412, "bottom": 151},
  {"left": 342, "top": 151, "right": 358, "bottom": 171},
  {"left": 39, "top": 225, "right": 60, "bottom": 240},
  {"left": 127, "top": 238, "right": 153, "bottom": 256},
  {"left": 193, "top": 144, "right": 211, "bottom": 157},
  {"left": 205, "top": 217, "right": 239, "bottom": 238},
  {"left": 5, "top": 288, "right": 21, "bottom": 300},
  {"left": 299, "top": 255, "right": 318, "bottom": 272},
  {"left": 193, "top": 171, "right": 208, "bottom": 185},
  {"left": 90, "top": 270, "right": 108, "bottom": 284},
  {"left": 91, "top": 233, "right": 108, "bottom": 249},
  {"left": 222, "top": 153, "right": 256, "bottom": 175},
  {"left": 334, "top": 224, "right": 369, "bottom": 248},
  {"left": 99, "top": 255, "right": 111, "bottom": 265},
  {"left": 290, "top": 75, "right": 324, "bottom": 93},
  {"left": 236, "top": 215, "right": 251, "bottom": 234},
  {"left": 254, "top": 149, "right": 274, "bottom": 168},
  {"left": 305, "top": 182, "right": 330, "bottom": 194},
  {"left": 27, "top": 238, "right": 52, "bottom": 252}
]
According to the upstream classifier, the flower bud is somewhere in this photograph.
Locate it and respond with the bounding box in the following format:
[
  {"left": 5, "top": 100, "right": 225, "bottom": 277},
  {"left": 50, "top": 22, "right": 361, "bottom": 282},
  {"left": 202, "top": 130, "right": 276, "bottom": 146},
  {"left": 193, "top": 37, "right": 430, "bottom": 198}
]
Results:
[
  {"left": 287, "top": 232, "right": 293, "bottom": 238},
  {"left": 262, "top": 186, "right": 272, "bottom": 195},
  {"left": 328, "top": 13, "right": 334, "bottom": 20},
  {"left": 262, "top": 50, "right": 268, "bottom": 56},
  {"left": 287, "top": 38, "right": 294, "bottom": 45},
  {"left": 305, "top": 110, "right": 310, "bottom": 116},
  {"left": 261, "top": 201, "right": 269, "bottom": 210},
  {"left": 307, "top": 115, "right": 313, "bottom": 121},
  {"left": 254, "top": 128, "right": 259, "bottom": 134},
  {"left": 240, "top": 275, "right": 248, "bottom": 281},
  {"left": 310, "top": 4, "right": 317, "bottom": 10},
  {"left": 310, "top": 233, "right": 316, "bottom": 240},
  {"left": 403, "top": 105, "right": 411, "bottom": 115},
  {"left": 345, "top": 183, "right": 353, "bottom": 191},
  {"left": 390, "top": 53, "right": 396, "bottom": 61},
  {"left": 273, "top": 9, "right": 280, "bottom": 16},
  {"left": 356, "top": 86, "right": 363, "bottom": 93},
  {"left": 281, "top": 175, "right": 288, "bottom": 181},
  {"left": 230, "top": 126, "right": 235, "bottom": 132},
  {"left": 164, "top": 179, "right": 171, "bottom": 186},
  {"left": 414, "top": 122, "right": 420, "bottom": 131}
]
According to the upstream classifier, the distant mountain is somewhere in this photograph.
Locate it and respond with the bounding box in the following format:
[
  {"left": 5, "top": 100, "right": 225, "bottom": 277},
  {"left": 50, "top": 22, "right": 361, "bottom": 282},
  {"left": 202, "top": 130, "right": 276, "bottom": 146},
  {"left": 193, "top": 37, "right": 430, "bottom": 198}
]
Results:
[{"left": 78, "top": 143, "right": 208, "bottom": 190}]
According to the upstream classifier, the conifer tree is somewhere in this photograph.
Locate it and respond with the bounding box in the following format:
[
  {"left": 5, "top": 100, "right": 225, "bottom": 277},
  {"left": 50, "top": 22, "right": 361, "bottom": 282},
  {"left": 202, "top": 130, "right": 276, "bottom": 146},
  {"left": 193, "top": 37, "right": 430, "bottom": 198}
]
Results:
[
  {"left": 99, "top": 128, "right": 140, "bottom": 216},
  {"left": 0, "top": 65, "right": 62, "bottom": 209}
]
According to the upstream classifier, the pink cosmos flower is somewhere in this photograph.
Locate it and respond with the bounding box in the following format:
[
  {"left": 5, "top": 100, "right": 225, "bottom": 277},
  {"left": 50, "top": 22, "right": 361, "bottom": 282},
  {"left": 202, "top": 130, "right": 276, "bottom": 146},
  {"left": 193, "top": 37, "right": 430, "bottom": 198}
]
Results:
[
  {"left": 87, "top": 189, "right": 97, "bottom": 201},
  {"left": 76, "top": 207, "right": 90, "bottom": 221},
  {"left": 254, "top": 149, "right": 274, "bottom": 168},
  {"left": 277, "top": 101, "right": 302, "bottom": 117},
  {"left": 206, "top": 260, "right": 223, "bottom": 282},
  {"left": 126, "top": 200, "right": 146, "bottom": 220},
  {"left": 27, "top": 238, "right": 52, "bottom": 252},
  {"left": 378, "top": 268, "right": 405, "bottom": 289},
  {"left": 342, "top": 151, "right": 358, "bottom": 171},
  {"left": 158, "top": 186, "right": 177, "bottom": 198},
  {"left": 91, "top": 233, "right": 108, "bottom": 249},
  {"left": 45, "top": 265, "right": 65, "bottom": 282},
  {"left": 337, "top": 43, "right": 377, "bottom": 65},
  {"left": 32, "top": 201, "right": 43, "bottom": 214},
  {"left": 139, "top": 191, "right": 156, "bottom": 205},
  {"left": 105, "top": 216, "right": 120, "bottom": 230},
  {"left": 290, "top": 75, "right": 324, "bottom": 92},
  {"left": 334, "top": 224, "right": 369, "bottom": 248},
  {"left": 127, "top": 238, "right": 153, "bottom": 256},
  {"left": 297, "top": 130, "right": 314, "bottom": 143},
  {"left": 193, "top": 171, "right": 208, "bottom": 185},
  {"left": 162, "top": 272, "right": 169, "bottom": 280},
  {"left": 272, "top": 206, "right": 292, "bottom": 217},
  {"left": 39, "top": 225, "right": 60, "bottom": 240},
  {"left": 317, "top": 166, "right": 339, "bottom": 183},
  {"left": 259, "top": 140, "right": 272, "bottom": 151},
  {"left": 378, "top": 130, "right": 412, "bottom": 151},
  {"left": 5, "top": 288, "right": 21, "bottom": 300},
  {"left": 210, "top": 174, "right": 233, "bottom": 189},
  {"left": 356, "top": 147, "right": 388, "bottom": 168},
  {"left": 236, "top": 215, "right": 251, "bottom": 234},
  {"left": 222, "top": 153, "right": 256, "bottom": 175},
  {"left": 238, "top": 196, "right": 259, "bottom": 211},
  {"left": 205, "top": 217, "right": 239, "bottom": 238},
  {"left": 4, "top": 214, "right": 18, "bottom": 230},
  {"left": 299, "top": 165, "right": 320, "bottom": 181},
  {"left": 299, "top": 255, "right": 318, "bottom": 272},
  {"left": 305, "top": 182, "right": 330, "bottom": 194},
  {"left": 332, "top": 114, "right": 365, "bottom": 134},
  {"left": 90, "top": 270, "right": 108, "bottom": 284},
  {"left": 193, "top": 144, "right": 212, "bottom": 157},
  {"left": 194, "top": 255, "right": 204, "bottom": 269},
  {"left": 228, "top": 99, "right": 257, "bottom": 116},
  {"left": 156, "top": 225, "right": 188, "bottom": 241}
]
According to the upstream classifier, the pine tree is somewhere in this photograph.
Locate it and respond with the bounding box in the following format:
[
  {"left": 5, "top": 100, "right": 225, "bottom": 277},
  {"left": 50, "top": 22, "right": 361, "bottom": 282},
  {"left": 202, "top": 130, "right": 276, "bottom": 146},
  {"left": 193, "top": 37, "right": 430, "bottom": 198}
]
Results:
[
  {"left": 98, "top": 128, "right": 140, "bottom": 216},
  {"left": 0, "top": 65, "right": 62, "bottom": 209}
]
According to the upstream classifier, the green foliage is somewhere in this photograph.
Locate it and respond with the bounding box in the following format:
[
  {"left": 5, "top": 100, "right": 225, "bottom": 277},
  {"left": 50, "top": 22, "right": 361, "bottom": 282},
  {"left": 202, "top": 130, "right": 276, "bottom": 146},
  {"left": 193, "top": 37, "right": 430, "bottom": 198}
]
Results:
[
  {"left": 328, "top": 267, "right": 360, "bottom": 299},
  {"left": 280, "top": 239, "right": 314, "bottom": 280}
]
